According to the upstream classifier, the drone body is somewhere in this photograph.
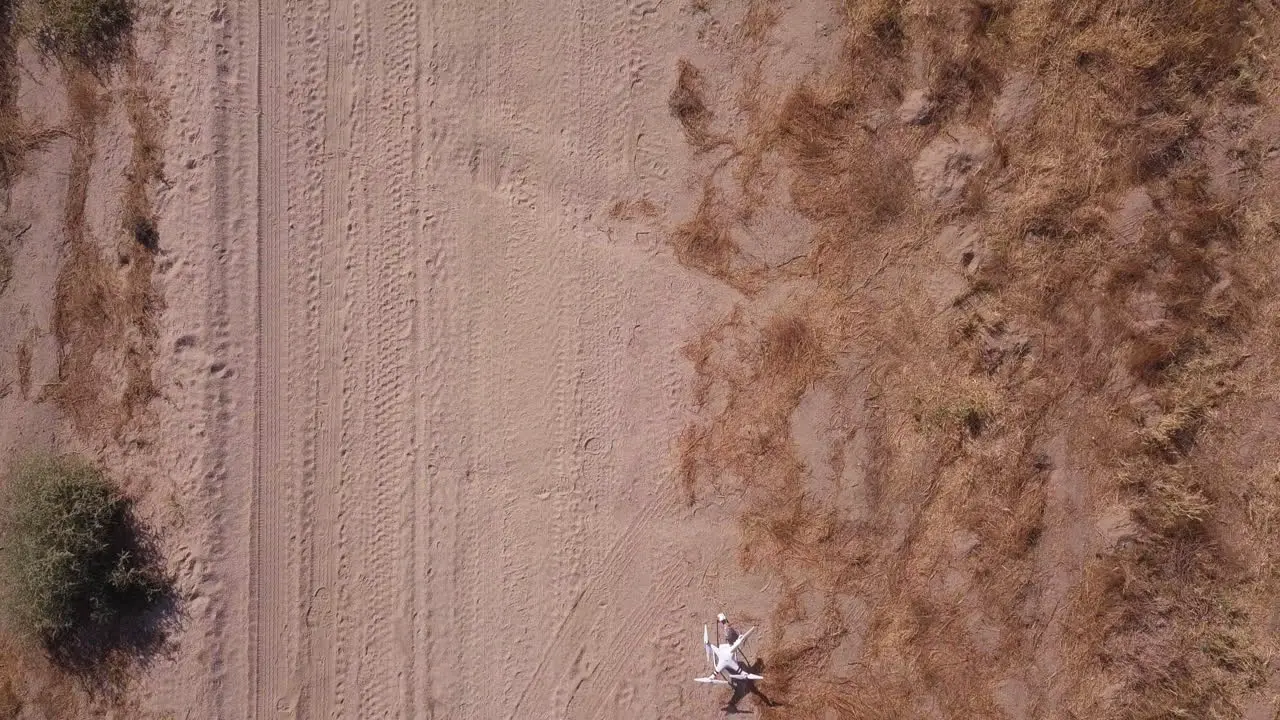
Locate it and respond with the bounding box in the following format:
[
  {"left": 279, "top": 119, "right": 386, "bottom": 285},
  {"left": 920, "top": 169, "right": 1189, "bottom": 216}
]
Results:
[{"left": 694, "top": 615, "right": 764, "bottom": 685}]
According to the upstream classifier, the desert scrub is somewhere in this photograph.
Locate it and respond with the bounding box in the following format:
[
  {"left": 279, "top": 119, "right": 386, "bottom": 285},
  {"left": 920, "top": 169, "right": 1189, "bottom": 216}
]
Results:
[
  {"left": 26, "top": 0, "right": 131, "bottom": 63},
  {"left": 0, "top": 455, "right": 165, "bottom": 657}
]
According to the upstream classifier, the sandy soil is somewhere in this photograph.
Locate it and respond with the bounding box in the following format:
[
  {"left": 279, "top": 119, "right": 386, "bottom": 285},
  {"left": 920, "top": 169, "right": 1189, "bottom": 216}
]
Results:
[
  {"left": 0, "top": 48, "right": 66, "bottom": 462},
  {"left": 131, "top": 0, "right": 782, "bottom": 717}
]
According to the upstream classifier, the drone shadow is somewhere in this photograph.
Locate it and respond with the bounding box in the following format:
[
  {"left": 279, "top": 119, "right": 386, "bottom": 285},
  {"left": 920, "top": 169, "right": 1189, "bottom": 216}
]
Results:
[{"left": 723, "top": 658, "right": 786, "bottom": 715}]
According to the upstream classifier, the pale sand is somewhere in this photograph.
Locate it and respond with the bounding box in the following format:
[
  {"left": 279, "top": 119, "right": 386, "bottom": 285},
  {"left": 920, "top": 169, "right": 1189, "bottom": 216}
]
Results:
[{"left": 133, "top": 0, "right": 774, "bottom": 717}]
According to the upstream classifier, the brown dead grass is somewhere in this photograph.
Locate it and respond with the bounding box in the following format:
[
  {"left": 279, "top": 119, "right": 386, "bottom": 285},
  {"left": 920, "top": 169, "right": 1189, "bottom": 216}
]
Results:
[
  {"left": 607, "top": 197, "right": 659, "bottom": 221},
  {"left": 52, "top": 54, "right": 162, "bottom": 438},
  {"left": 14, "top": 332, "right": 31, "bottom": 396},
  {"left": 670, "top": 181, "right": 733, "bottom": 277},
  {"left": 670, "top": 0, "right": 1279, "bottom": 717},
  {"left": 777, "top": 86, "right": 913, "bottom": 227},
  {"left": 0, "top": 240, "right": 10, "bottom": 298},
  {"left": 52, "top": 63, "right": 118, "bottom": 431},
  {"left": 121, "top": 52, "right": 161, "bottom": 249},
  {"left": 741, "top": 0, "right": 779, "bottom": 44},
  {"left": 668, "top": 181, "right": 772, "bottom": 292},
  {"left": 0, "top": 0, "right": 63, "bottom": 189},
  {"left": 0, "top": 119, "right": 63, "bottom": 186},
  {"left": 669, "top": 59, "right": 721, "bottom": 152},
  {"left": 759, "top": 313, "right": 823, "bottom": 376}
]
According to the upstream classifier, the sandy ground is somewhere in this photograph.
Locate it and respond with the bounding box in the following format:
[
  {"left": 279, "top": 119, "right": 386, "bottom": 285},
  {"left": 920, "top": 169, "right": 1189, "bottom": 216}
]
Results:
[
  {"left": 131, "top": 0, "right": 790, "bottom": 718},
  {"left": 0, "top": 51, "right": 65, "bottom": 463}
]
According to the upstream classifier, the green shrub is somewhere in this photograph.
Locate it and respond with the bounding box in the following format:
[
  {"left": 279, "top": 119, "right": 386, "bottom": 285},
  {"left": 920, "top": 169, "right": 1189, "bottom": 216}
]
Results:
[
  {"left": 0, "top": 455, "right": 165, "bottom": 656},
  {"left": 27, "top": 0, "right": 131, "bottom": 63}
]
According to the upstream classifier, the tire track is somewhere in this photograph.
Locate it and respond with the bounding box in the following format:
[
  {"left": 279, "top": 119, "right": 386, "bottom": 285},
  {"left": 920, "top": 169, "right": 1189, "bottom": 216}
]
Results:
[
  {"left": 444, "top": 4, "right": 509, "bottom": 716},
  {"left": 504, "top": 478, "right": 684, "bottom": 719},
  {"left": 568, "top": 554, "right": 693, "bottom": 719},
  {"left": 200, "top": 0, "right": 260, "bottom": 712},
  {"left": 346, "top": 0, "right": 419, "bottom": 710},
  {"left": 286, "top": 0, "right": 336, "bottom": 711},
  {"left": 251, "top": 0, "right": 289, "bottom": 711},
  {"left": 546, "top": 0, "right": 591, "bottom": 627},
  {"left": 502, "top": 1, "right": 671, "bottom": 715},
  {"left": 296, "top": 0, "right": 358, "bottom": 707},
  {"left": 365, "top": 0, "right": 425, "bottom": 711},
  {"left": 409, "top": 5, "right": 439, "bottom": 715},
  {"left": 299, "top": 0, "right": 358, "bottom": 710}
]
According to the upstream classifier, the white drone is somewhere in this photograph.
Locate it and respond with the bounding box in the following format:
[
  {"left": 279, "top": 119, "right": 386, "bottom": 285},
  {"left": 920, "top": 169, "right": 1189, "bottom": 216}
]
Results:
[{"left": 695, "top": 613, "right": 764, "bottom": 685}]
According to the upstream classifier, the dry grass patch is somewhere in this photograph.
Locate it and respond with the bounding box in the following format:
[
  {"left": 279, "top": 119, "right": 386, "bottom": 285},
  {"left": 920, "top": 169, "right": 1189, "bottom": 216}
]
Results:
[
  {"left": 759, "top": 313, "right": 821, "bottom": 376},
  {"left": 24, "top": 0, "right": 131, "bottom": 65},
  {"left": 741, "top": 0, "right": 779, "bottom": 43},
  {"left": 669, "top": 60, "right": 717, "bottom": 151},
  {"left": 121, "top": 54, "right": 162, "bottom": 252},
  {"left": 14, "top": 333, "right": 31, "bottom": 396},
  {"left": 0, "top": 118, "right": 63, "bottom": 187},
  {"left": 668, "top": 182, "right": 772, "bottom": 292},
  {"left": 52, "top": 60, "right": 162, "bottom": 436},
  {"left": 670, "top": 181, "right": 733, "bottom": 278},
  {"left": 776, "top": 86, "right": 913, "bottom": 227},
  {"left": 0, "top": 0, "right": 63, "bottom": 192},
  {"left": 669, "top": 0, "right": 1279, "bottom": 716}
]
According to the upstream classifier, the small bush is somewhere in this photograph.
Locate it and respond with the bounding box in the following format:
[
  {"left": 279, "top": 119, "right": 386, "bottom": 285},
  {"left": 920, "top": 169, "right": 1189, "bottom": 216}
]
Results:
[
  {"left": 28, "top": 0, "right": 131, "bottom": 64},
  {"left": 0, "top": 455, "right": 168, "bottom": 667}
]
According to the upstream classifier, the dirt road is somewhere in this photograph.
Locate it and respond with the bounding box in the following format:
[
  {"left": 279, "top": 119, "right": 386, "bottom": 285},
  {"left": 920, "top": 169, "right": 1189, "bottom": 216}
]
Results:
[{"left": 135, "top": 0, "right": 772, "bottom": 717}]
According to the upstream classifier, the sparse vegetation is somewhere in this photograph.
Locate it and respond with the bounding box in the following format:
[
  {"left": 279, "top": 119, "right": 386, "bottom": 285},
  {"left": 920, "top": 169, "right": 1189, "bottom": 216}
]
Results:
[
  {"left": 0, "top": 0, "right": 65, "bottom": 193},
  {"left": 669, "top": 183, "right": 739, "bottom": 283},
  {"left": 668, "top": 60, "right": 717, "bottom": 151},
  {"left": 671, "top": 0, "right": 1279, "bottom": 717},
  {"left": 26, "top": 0, "right": 131, "bottom": 64},
  {"left": 0, "top": 0, "right": 162, "bottom": 709},
  {"left": 0, "top": 455, "right": 170, "bottom": 671},
  {"left": 0, "top": 119, "right": 61, "bottom": 190}
]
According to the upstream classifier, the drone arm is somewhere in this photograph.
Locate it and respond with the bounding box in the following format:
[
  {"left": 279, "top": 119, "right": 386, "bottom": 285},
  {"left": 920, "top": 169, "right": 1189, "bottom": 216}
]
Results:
[{"left": 729, "top": 625, "right": 756, "bottom": 653}]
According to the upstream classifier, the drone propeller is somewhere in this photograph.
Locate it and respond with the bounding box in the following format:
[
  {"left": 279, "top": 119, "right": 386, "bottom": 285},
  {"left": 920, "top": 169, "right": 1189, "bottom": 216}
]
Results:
[{"left": 696, "top": 619, "right": 765, "bottom": 686}]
